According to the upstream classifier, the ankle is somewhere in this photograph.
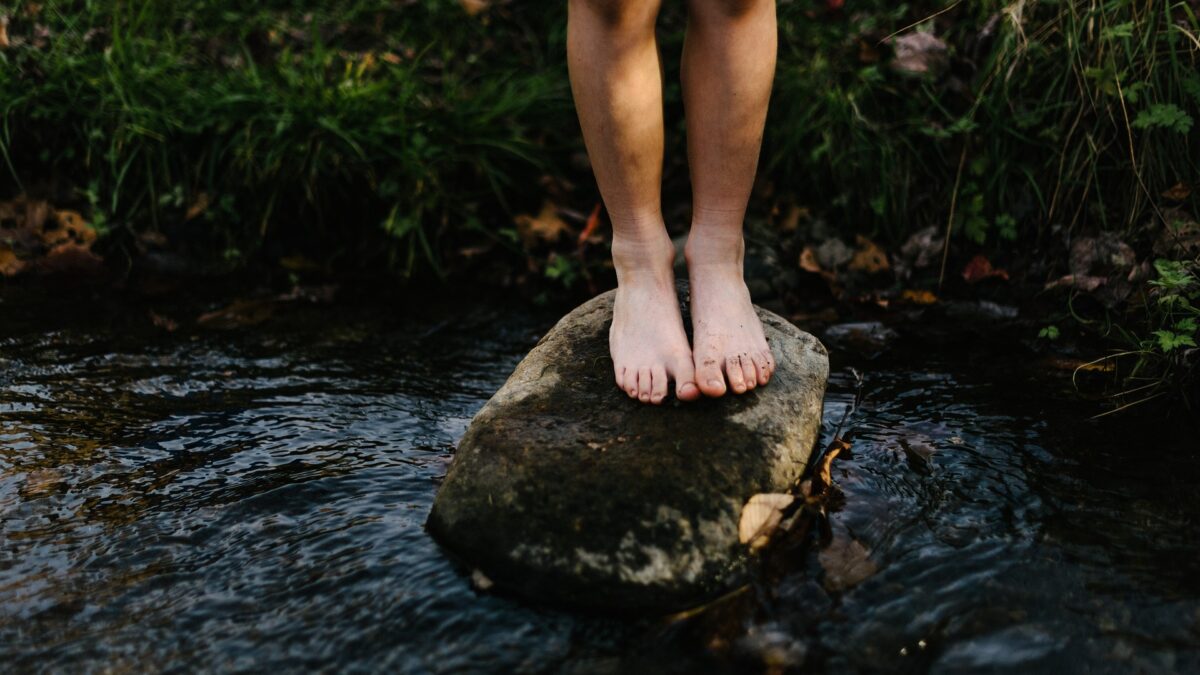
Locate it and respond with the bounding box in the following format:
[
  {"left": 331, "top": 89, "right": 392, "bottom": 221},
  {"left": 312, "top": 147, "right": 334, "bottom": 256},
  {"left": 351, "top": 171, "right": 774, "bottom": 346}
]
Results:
[
  {"left": 611, "top": 230, "right": 675, "bottom": 282},
  {"left": 684, "top": 228, "right": 744, "bottom": 272}
]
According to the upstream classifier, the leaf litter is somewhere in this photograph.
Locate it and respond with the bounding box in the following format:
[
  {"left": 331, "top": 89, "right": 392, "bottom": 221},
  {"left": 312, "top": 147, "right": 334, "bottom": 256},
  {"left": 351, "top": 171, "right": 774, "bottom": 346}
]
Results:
[{"left": 737, "top": 369, "right": 877, "bottom": 590}]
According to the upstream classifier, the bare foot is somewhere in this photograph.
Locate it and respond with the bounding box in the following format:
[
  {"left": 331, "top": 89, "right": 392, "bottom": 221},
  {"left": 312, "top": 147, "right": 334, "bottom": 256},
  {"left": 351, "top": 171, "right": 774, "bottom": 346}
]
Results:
[
  {"left": 610, "top": 232, "right": 701, "bottom": 404},
  {"left": 686, "top": 232, "right": 776, "bottom": 397}
]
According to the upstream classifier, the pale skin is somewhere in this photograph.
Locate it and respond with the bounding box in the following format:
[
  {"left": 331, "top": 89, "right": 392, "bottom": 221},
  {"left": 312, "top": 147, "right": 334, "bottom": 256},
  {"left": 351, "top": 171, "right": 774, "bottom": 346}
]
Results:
[{"left": 567, "top": 0, "right": 778, "bottom": 404}]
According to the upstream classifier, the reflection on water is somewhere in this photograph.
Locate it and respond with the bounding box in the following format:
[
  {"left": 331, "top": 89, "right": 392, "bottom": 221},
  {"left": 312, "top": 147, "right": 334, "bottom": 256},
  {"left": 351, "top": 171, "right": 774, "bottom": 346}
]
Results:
[{"left": 2, "top": 287, "right": 1198, "bottom": 673}]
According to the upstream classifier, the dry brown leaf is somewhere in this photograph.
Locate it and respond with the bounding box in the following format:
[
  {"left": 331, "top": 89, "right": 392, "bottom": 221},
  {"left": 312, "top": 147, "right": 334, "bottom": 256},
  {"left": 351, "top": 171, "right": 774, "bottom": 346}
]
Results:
[
  {"left": 1162, "top": 182, "right": 1193, "bottom": 201},
  {"left": 738, "top": 493, "right": 795, "bottom": 551},
  {"left": 577, "top": 202, "right": 602, "bottom": 248},
  {"left": 961, "top": 254, "right": 1009, "bottom": 284},
  {"left": 35, "top": 242, "right": 104, "bottom": 276},
  {"left": 471, "top": 568, "right": 494, "bottom": 590},
  {"left": 149, "top": 311, "right": 179, "bottom": 332},
  {"left": 819, "top": 534, "right": 877, "bottom": 591},
  {"left": 1043, "top": 274, "right": 1106, "bottom": 292},
  {"left": 54, "top": 209, "right": 95, "bottom": 245},
  {"left": 514, "top": 200, "right": 571, "bottom": 246},
  {"left": 0, "top": 245, "right": 25, "bottom": 277},
  {"left": 460, "top": 0, "right": 488, "bottom": 16},
  {"left": 798, "top": 247, "right": 823, "bottom": 274},
  {"left": 848, "top": 235, "right": 890, "bottom": 273},
  {"left": 779, "top": 205, "right": 809, "bottom": 233},
  {"left": 812, "top": 439, "right": 847, "bottom": 497},
  {"left": 185, "top": 193, "right": 211, "bottom": 221},
  {"left": 899, "top": 289, "right": 938, "bottom": 305},
  {"left": 197, "top": 298, "right": 277, "bottom": 329},
  {"left": 0, "top": 16, "right": 9, "bottom": 49}
]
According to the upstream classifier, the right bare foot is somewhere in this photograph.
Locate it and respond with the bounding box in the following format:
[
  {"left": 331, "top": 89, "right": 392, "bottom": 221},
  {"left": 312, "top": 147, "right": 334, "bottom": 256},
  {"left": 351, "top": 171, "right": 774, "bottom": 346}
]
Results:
[{"left": 610, "top": 232, "right": 701, "bottom": 404}]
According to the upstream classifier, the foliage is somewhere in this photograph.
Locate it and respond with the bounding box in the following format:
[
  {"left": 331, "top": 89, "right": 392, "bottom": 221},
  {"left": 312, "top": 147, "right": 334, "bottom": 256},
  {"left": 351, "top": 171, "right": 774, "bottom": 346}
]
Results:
[
  {"left": 0, "top": 1, "right": 570, "bottom": 274},
  {"left": 3, "top": 1, "right": 1197, "bottom": 274}
]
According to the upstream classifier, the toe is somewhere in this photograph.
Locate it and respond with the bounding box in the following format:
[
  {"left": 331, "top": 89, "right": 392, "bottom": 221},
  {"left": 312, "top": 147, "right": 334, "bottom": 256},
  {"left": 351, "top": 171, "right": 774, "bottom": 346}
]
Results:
[
  {"left": 650, "top": 365, "right": 668, "bottom": 404},
  {"left": 637, "top": 366, "right": 652, "bottom": 403},
  {"left": 755, "top": 351, "right": 772, "bottom": 385},
  {"left": 695, "top": 354, "right": 727, "bottom": 397},
  {"left": 622, "top": 367, "right": 638, "bottom": 399},
  {"left": 725, "top": 354, "right": 748, "bottom": 394},
  {"left": 672, "top": 354, "right": 701, "bottom": 402},
  {"left": 741, "top": 354, "right": 758, "bottom": 391},
  {"left": 616, "top": 366, "right": 627, "bottom": 393}
]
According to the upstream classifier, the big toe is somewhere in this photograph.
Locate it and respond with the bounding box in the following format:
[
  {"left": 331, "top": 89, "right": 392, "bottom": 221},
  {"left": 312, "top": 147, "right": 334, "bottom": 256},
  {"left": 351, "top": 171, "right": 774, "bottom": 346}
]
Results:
[{"left": 671, "top": 354, "right": 701, "bottom": 402}]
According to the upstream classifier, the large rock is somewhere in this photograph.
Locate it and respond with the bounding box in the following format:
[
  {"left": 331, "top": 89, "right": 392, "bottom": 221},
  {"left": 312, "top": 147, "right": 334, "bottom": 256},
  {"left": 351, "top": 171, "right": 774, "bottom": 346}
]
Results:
[{"left": 427, "top": 287, "right": 828, "bottom": 612}]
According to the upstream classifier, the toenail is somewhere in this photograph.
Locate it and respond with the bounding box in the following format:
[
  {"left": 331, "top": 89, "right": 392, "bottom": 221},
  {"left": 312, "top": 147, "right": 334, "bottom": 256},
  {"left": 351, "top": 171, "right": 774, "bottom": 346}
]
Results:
[{"left": 708, "top": 379, "right": 723, "bottom": 388}]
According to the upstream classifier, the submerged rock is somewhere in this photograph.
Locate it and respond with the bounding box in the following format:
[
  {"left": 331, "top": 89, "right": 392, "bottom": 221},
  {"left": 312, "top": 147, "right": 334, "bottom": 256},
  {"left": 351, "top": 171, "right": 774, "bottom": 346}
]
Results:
[{"left": 426, "top": 288, "right": 828, "bottom": 612}]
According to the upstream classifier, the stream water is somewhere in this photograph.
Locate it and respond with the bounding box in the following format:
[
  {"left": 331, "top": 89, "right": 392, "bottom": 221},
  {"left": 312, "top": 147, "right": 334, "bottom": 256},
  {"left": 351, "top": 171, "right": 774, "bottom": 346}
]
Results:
[{"left": 1, "top": 286, "right": 1198, "bottom": 673}]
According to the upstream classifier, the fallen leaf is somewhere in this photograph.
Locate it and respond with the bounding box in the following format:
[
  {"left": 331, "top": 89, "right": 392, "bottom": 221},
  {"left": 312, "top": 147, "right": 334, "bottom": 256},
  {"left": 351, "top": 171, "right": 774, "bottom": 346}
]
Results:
[
  {"left": 460, "top": 0, "right": 488, "bottom": 16},
  {"left": 739, "top": 493, "right": 795, "bottom": 551},
  {"left": 35, "top": 242, "right": 104, "bottom": 276},
  {"left": 798, "top": 247, "right": 823, "bottom": 275},
  {"left": 890, "top": 32, "right": 948, "bottom": 76},
  {"left": 1153, "top": 210, "right": 1200, "bottom": 257},
  {"left": 819, "top": 533, "right": 877, "bottom": 591},
  {"left": 0, "top": 16, "right": 9, "bottom": 49},
  {"left": 185, "top": 193, "right": 211, "bottom": 221},
  {"left": 779, "top": 205, "right": 809, "bottom": 233},
  {"left": 197, "top": 298, "right": 277, "bottom": 329},
  {"left": 811, "top": 438, "right": 848, "bottom": 498},
  {"left": 1069, "top": 234, "right": 1135, "bottom": 278},
  {"left": 1039, "top": 356, "right": 1116, "bottom": 373},
  {"left": 1044, "top": 274, "right": 1106, "bottom": 292},
  {"left": 514, "top": 200, "right": 570, "bottom": 246},
  {"left": 149, "top": 311, "right": 179, "bottom": 332},
  {"left": 471, "top": 568, "right": 494, "bottom": 590},
  {"left": 848, "top": 235, "right": 890, "bottom": 273},
  {"left": 899, "top": 289, "right": 938, "bottom": 305},
  {"left": 577, "top": 202, "right": 602, "bottom": 248},
  {"left": 54, "top": 209, "right": 95, "bottom": 245},
  {"left": 1162, "top": 182, "right": 1192, "bottom": 201},
  {"left": 961, "top": 254, "right": 1009, "bottom": 283},
  {"left": 0, "top": 245, "right": 25, "bottom": 277}
]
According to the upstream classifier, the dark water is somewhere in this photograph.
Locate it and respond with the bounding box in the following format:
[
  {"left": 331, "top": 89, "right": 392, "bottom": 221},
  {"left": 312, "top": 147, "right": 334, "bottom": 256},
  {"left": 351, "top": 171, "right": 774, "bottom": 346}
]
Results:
[{"left": 2, "top": 286, "right": 1198, "bottom": 673}]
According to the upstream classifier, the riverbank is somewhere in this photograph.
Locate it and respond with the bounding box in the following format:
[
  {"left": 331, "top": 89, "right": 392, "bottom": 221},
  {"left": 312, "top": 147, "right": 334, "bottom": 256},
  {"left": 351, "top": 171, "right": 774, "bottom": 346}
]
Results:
[{"left": 2, "top": 0, "right": 1197, "bottom": 407}]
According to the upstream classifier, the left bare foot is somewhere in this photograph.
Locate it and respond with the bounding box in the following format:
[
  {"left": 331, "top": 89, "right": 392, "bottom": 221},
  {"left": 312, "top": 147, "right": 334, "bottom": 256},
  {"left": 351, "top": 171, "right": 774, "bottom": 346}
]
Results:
[{"left": 685, "top": 231, "right": 776, "bottom": 397}]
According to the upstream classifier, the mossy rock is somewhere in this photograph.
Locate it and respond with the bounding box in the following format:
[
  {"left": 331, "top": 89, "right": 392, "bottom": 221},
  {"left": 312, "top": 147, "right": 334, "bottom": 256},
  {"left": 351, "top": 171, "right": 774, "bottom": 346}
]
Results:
[{"left": 427, "top": 288, "right": 829, "bottom": 613}]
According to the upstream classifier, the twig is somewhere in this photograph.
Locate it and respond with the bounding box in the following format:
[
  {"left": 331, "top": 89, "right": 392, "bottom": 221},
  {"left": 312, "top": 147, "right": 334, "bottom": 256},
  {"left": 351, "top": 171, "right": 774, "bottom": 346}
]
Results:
[
  {"left": 938, "top": 147, "right": 968, "bottom": 290},
  {"left": 878, "top": 0, "right": 965, "bottom": 45}
]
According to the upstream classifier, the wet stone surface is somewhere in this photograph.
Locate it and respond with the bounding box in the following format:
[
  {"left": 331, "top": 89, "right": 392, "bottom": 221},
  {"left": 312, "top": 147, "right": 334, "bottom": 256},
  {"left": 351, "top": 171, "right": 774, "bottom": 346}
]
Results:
[{"left": 427, "top": 288, "right": 829, "bottom": 612}]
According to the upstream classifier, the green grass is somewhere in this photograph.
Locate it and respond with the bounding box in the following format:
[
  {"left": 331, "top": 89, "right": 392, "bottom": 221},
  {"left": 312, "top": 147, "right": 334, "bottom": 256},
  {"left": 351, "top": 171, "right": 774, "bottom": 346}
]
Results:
[
  {"left": 1, "top": 0, "right": 1198, "bottom": 394},
  {"left": 1, "top": 0, "right": 571, "bottom": 274}
]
